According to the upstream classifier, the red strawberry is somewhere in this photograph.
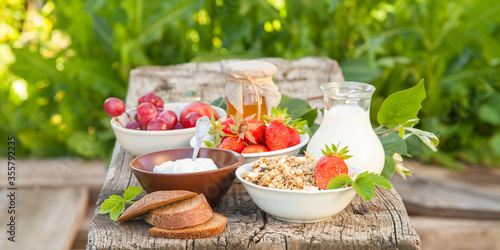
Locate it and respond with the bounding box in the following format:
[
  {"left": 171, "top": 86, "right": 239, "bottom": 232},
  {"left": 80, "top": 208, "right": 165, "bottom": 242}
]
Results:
[
  {"left": 222, "top": 114, "right": 265, "bottom": 145},
  {"left": 314, "top": 143, "right": 352, "bottom": 190},
  {"left": 287, "top": 127, "right": 301, "bottom": 147},
  {"left": 218, "top": 137, "right": 245, "bottom": 153},
  {"left": 221, "top": 117, "right": 237, "bottom": 136},
  {"left": 241, "top": 145, "right": 269, "bottom": 154},
  {"left": 263, "top": 107, "right": 291, "bottom": 151},
  {"left": 287, "top": 119, "right": 307, "bottom": 147},
  {"left": 243, "top": 119, "right": 266, "bottom": 145}
]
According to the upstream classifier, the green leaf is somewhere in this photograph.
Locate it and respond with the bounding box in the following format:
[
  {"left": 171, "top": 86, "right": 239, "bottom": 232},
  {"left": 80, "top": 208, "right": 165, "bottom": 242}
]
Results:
[
  {"left": 204, "top": 140, "right": 214, "bottom": 148},
  {"left": 366, "top": 172, "right": 392, "bottom": 189},
  {"left": 489, "top": 132, "right": 500, "bottom": 154},
  {"left": 109, "top": 201, "right": 125, "bottom": 222},
  {"left": 278, "top": 94, "right": 318, "bottom": 127},
  {"left": 211, "top": 97, "right": 227, "bottom": 110},
  {"left": 123, "top": 186, "right": 143, "bottom": 201},
  {"left": 379, "top": 132, "right": 408, "bottom": 156},
  {"left": 99, "top": 195, "right": 124, "bottom": 214},
  {"left": 352, "top": 174, "right": 376, "bottom": 201},
  {"left": 377, "top": 80, "right": 426, "bottom": 129},
  {"left": 184, "top": 90, "right": 197, "bottom": 97},
  {"left": 381, "top": 154, "right": 396, "bottom": 180},
  {"left": 341, "top": 59, "right": 383, "bottom": 83},
  {"left": 299, "top": 108, "right": 318, "bottom": 128},
  {"left": 326, "top": 174, "right": 353, "bottom": 189}
]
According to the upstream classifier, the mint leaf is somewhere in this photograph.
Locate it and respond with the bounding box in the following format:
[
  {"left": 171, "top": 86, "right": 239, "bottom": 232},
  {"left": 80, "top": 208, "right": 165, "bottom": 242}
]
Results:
[
  {"left": 377, "top": 80, "right": 426, "bottom": 129},
  {"left": 123, "top": 186, "right": 143, "bottom": 201},
  {"left": 326, "top": 174, "right": 353, "bottom": 189},
  {"left": 109, "top": 201, "right": 125, "bottom": 221},
  {"left": 352, "top": 173, "right": 376, "bottom": 201}
]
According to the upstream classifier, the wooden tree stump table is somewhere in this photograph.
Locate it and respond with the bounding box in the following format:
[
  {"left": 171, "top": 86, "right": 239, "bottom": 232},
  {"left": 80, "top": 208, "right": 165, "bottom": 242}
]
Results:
[{"left": 87, "top": 57, "right": 421, "bottom": 249}]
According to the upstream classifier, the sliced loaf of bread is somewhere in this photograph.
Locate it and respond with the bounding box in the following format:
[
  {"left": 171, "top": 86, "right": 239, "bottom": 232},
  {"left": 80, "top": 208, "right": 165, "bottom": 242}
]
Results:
[
  {"left": 148, "top": 213, "right": 227, "bottom": 239},
  {"left": 117, "top": 190, "right": 196, "bottom": 222},
  {"left": 145, "top": 193, "right": 213, "bottom": 230}
]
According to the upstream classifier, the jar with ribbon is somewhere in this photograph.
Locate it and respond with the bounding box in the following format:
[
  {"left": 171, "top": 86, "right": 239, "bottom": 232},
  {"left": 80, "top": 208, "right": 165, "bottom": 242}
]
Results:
[{"left": 223, "top": 60, "right": 281, "bottom": 121}]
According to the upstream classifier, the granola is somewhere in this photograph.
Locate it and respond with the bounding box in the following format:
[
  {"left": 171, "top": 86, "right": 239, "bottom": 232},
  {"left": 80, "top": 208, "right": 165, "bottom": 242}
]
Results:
[{"left": 241, "top": 154, "right": 319, "bottom": 191}]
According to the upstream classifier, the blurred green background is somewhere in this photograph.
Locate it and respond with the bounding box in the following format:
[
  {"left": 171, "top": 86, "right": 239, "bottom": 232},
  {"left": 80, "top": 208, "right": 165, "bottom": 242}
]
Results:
[{"left": 1, "top": 0, "right": 500, "bottom": 168}]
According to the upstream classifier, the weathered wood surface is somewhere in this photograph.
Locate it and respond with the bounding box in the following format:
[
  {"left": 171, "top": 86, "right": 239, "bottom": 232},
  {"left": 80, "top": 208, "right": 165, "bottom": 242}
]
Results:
[
  {"left": 0, "top": 187, "right": 88, "bottom": 250},
  {"left": 87, "top": 57, "right": 421, "bottom": 249},
  {"left": 88, "top": 145, "right": 420, "bottom": 249},
  {"left": 126, "top": 57, "right": 344, "bottom": 111},
  {"left": 0, "top": 158, "right": 106, "bottom": 190},
  {"left": 392, "top": 160, "right": 500, "bottom": 220}
]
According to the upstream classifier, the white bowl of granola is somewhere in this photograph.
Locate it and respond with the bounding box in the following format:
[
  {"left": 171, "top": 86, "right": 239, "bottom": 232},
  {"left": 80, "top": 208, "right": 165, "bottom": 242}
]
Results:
[{"left": 236, "top": 155, "right": 358, "bottom": 223}]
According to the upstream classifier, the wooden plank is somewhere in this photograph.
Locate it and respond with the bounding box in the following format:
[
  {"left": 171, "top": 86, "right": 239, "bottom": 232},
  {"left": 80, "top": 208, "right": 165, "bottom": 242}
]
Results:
[
  {"left": 410, "top": 216, "right": 500, "bottom": 250},
  {"left": 0, "top": 187, "right": 88, "bottom": 250},
  {"left": 87, "top": 144, "right": 421, "bottom": 249},
  {"left": 127, "top": 57, "right": 344, "bottom": 111},
  {"left": 0, "top": 158, "right": 106, "bottom": 189},
  {"left": 392, "top": 161, "right": 500, "bottom": 219}
]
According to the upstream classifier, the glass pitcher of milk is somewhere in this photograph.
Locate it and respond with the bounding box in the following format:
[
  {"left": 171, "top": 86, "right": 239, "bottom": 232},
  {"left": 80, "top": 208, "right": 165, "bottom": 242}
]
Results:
[{"left": 306, "top": 82, "right": 385, "bottom": 174}]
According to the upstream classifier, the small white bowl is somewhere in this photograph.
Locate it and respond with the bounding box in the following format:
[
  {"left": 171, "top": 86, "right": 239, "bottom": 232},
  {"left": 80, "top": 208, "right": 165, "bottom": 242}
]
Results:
[
  {"left": 190, "top": 132, "right": 309, "bottom": 164},
  {"left": 111, "top": 103, "right": 226, "bottom": 156},
  {"left": 236, "top": 160, "right": 358, "bottom": 223}
]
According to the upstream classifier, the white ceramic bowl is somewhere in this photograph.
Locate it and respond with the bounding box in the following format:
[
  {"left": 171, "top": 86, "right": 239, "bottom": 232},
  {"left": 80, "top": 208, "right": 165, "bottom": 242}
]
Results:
[
  {"left": 111, "top": 103, "right": 226, "bottom": 156},
  {"left": 236, "top": 160, "right": 358, "bottom": 223},
  {"left": 190, "top": 132, "right": 309, "bottom": 164}
]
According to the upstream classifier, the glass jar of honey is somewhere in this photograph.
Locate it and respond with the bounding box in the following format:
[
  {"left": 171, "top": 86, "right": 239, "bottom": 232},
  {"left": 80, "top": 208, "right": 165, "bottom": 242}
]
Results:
[{"left": 223, "top": 60, "right": 281, "bottom": 121}]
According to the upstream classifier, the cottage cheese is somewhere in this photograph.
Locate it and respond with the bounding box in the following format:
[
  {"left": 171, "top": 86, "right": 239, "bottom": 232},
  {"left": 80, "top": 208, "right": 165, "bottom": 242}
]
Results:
[{"left": 153, "top": 158, "right": 218, "bottom": 173}]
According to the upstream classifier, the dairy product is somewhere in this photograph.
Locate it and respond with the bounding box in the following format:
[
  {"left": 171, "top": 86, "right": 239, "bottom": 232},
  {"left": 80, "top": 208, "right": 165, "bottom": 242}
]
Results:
[
  {"left": 153, "top": 158, "right": 218, "bottom": 173},
  {"left": 306, "top": 105, "right": 385, "bottom": 174}
]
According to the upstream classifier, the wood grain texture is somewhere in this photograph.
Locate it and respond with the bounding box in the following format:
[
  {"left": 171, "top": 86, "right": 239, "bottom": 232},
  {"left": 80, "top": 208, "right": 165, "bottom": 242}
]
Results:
[
  {"left": 87, "top": 57, "right": 421, "bottom": 249},
  {"left": 0, "top": 187, "right": 88, "bottom": 250},
  {"left": 126, "top": 57, "right": 344, "bottom": 110},
  {"left": 393, "top": 172, "right": 500, "bottom": 219},
  {"left": 87, "top": 144, "right": 420, "bottom": 249}
]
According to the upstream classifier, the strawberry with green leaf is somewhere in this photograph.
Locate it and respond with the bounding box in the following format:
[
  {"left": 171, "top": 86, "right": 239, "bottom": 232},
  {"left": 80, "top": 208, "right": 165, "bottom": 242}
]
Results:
[
  {"left": 287, "top": 119, "right": 307, "bottom": 147},
  {"left": 222, "top": 114, "right": 266, "bottom": 145},
  {"left": 204, "top": 116, "right": 227, "bottom": 148},
  {"left": 99, "top": 186, "right": 143, "bottom": 221},
  {"left": 221, "top": 117, "right": 238, "bottom": 137},
  {"left": 263, "top": 107, "right": 292, "bottom": 151},
  {"left": 314, "top": 143, "right": 352, "bottom": 190}
]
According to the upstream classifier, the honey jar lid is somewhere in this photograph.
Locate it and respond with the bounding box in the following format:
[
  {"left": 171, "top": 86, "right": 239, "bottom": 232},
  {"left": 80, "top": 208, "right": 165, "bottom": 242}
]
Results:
[{"left": 223, "top": 60, "right": 277, "bottom": 81}]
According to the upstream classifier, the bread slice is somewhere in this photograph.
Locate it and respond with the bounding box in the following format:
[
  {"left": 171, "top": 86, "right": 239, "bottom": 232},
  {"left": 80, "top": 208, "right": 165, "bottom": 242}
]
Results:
[
  {"left": 148, "top": 213, "right": 227, "bottom": 239},
  {"left": 117, "top": 190, "right": 196, "bottom": 222},
  {"left": 145, "top": 194, "right": 213, "bottom": 230}
]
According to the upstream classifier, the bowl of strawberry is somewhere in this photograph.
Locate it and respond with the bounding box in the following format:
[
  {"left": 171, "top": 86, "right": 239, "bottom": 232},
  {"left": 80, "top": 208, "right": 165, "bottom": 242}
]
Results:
[
  {"left": 189, "top": 107, "right": 310, "bottom": 164},
  {"left": 105, "top": 93, "right": 226, "bottom": 156}
]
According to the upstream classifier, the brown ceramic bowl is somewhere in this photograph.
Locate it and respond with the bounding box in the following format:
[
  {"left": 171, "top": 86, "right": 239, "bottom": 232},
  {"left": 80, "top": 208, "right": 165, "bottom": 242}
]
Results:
[{"left": 130, "top": 147, "right": 244, "bottom": 207}]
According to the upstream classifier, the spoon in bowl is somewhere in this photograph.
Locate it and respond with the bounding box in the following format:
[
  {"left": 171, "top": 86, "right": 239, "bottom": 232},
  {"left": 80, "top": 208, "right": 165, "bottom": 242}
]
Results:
[{"left": 192, "top": 116, "right": 211, "bottom": 161}]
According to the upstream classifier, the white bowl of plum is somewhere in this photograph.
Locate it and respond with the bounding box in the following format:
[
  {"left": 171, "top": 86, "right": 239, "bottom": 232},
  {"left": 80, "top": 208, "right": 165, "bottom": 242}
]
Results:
[{"left": 106, "top": 94, "right": 226, "bottom": 156}]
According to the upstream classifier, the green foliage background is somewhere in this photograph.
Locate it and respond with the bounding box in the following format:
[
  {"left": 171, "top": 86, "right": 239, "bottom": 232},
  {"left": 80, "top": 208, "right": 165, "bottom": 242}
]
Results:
[{"left": 1, "top": 0, "right": 500, "bottom": 167}]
